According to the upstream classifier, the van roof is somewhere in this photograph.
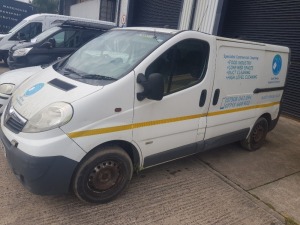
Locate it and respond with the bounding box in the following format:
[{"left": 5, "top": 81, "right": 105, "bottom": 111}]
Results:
[
  {"left": 61, "top": 20, "right": 115, "bottom": 30},
  {"left": 115, "top": 27, "right": 180, "bottom": 34},
  {"left": 23, "top": 13, "right": 115, "bottom": 26}
]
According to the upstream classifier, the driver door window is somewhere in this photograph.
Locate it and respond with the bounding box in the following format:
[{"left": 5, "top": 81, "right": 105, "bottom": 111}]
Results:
[
  {"left": 51, "top": 30, "right": 77, "bottom": 48},
  {"left": 145, "top": 39, "right": 210, "bottom": 95}
]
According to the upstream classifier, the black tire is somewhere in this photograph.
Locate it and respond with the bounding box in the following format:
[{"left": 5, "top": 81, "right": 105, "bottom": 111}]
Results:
[
  {"left": 241, "top": 117, "right": 269, "bottom": 151},
  {"left": 73, "top": 146, "right": 133, "bottom": 204},
  {"left": 3, "top": 57, "right": 8, "bottom": 66}
]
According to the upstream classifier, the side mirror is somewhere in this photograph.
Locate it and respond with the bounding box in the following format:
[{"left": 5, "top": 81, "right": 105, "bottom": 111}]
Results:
[
  {"left": 137, "top": 73, "right": 164, "bottom": 101},
  {"left": 41, "top": 38, "right": 56, "bottom": 49}
]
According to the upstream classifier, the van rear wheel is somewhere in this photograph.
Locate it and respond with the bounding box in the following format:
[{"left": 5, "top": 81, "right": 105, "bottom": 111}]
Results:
[
  {"left": 73, "top": 146, "right": 133, "bottom": 203},
  {"left": 241, "top": 117, "right": 268, "bottom": 151}
]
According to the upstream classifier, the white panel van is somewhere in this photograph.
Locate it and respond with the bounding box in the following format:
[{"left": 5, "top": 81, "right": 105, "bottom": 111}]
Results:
[
  {"left": 0, "top": 27, "right": 290, "bottom": 203},
  {"left": 0, "top": 13, "right": 114, "bottom": 64}
]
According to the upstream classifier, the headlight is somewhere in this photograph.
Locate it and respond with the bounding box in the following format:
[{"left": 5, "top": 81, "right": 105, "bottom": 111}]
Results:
[
  {"left": 0, "top": 83, "right": 15, "bottom": 95},
  {"left": 13, "top": 47, "right": 32, "bottom": 57},
  {"left": 23, "top": 102, "right": 73, "bottom": 133}
]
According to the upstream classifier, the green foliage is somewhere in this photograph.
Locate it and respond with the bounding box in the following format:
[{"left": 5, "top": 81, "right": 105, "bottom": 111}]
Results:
[{"left": 31, "top": 0, "right": 59, "bottom": 14}]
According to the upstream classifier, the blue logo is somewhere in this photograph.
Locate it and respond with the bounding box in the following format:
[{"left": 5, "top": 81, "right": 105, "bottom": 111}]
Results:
[
  {"left": 24, "top": 83, "right": 44, "bottom": 96},
  {"left": 272, "top": 55, "right": 282, "bottom": 76}
]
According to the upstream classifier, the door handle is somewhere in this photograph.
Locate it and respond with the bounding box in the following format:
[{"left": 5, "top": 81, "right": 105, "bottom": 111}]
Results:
[
  {"left": 199, "top": 89, "right": 207, "bottom": 107},
  {"left": 213, "top": 89, "right": 220, "bottom": 105}
]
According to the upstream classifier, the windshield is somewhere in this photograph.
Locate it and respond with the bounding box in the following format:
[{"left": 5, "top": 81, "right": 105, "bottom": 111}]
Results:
[
  {"left": 9, "top": 20, "right": 28, "bottom": 33},
  {"left": 31, "top": 26, "right": 61, "bottom": 43},
  {"left": 55, "top": 30, "right": 172, "bottom": 86}
]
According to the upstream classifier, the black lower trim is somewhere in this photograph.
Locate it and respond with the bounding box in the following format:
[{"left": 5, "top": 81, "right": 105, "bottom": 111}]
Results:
[
  {"left": 0, "top": 128, "right": 78, "bottom": 195},
  {"left": 143, "top": 128, "right": 250, "bottom": 168},
  {"left": 253, "top": 87, "right": 284, "bottom": 94},
  {"left": 7, "top": 56, "right": 30, "bottom": 70},
  {"left": 143, "top": 142, "right": 197, "bottom": 168},
  {"left": 0, "top": 96, "right": 9, "bottom": 100},
  {"left": 204, "top": 128, "right": 250, "bottom": 151}
]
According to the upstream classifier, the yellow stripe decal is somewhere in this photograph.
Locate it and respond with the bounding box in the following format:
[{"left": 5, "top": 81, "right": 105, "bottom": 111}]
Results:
[
  {"left": 68, "top": 101, "right": 280, "bottom": 138},
  {"left": 68, "top": 113, "right": 206, "bottom": 138},
  {"left": 208, "top": 101, "right": 280, "bottom": 117}
]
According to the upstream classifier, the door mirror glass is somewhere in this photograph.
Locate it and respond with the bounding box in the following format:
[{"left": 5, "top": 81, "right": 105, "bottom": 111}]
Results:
[{"left": 137, "top": 73, "right": 164, "bottom": 101}]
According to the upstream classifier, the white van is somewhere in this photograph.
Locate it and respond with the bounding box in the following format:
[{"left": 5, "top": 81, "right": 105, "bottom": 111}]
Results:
[
  {"left": 0, "top": 66, "right": 44, "bottom": 114},
  {"left": 0, "top": 13, "right": 114, "bottom": 64},
  {"left": 0, "top": 27, "right": 289, "bottom": 203}
]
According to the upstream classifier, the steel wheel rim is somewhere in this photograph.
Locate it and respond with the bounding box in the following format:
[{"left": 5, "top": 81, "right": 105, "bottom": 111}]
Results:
[
  {"left": 252, "top": 124, "right": 265, "bottom": 143},
  {"left": 88, "top": 160, "right": 122, "bottom": 192}
]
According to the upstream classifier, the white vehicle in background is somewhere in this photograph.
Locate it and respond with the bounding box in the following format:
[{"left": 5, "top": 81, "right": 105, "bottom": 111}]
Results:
[
  {"left": 0, "top": 27, "right": 289, "bottom": 204},
  {"left": 0, "top": 13, "right": 114, "bottom": 64},
  {"left": 0, "top": 66, "right": 44, "bottom": 114}
]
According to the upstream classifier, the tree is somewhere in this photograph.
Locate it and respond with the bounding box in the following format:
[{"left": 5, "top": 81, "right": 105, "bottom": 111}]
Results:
[{"left": 31, "top": 0, "right": 59, "bottom": 14}]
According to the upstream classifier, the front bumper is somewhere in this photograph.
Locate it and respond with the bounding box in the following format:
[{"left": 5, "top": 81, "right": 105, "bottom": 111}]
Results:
[
  {"left": 7, "top": 56, "right": 29, "bottom": 70},
  {"left": 0, "top": 49, "right": 8, "bottom": 60},
  {"left": 0, "top": 127, "right": 84, "bottom": 195}
]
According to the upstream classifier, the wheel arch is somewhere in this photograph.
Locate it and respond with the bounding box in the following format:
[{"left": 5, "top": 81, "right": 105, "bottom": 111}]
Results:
[
  {"left": 79, "top": 140, "right": 142, "bottom": 170},
  {"left": 260, "top": 113, "right": 272, "bottom": 130},
  {"left": 69, "top": 140, "right": 142, "bottom": 193}
]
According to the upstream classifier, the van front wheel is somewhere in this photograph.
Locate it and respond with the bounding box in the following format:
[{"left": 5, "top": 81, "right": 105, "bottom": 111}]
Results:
[
  {"left": 73, "top": 146, "right": 133, "bottom": 203},
  {"left": 241, "top": 117, "right": 268, "bottom": 151}
]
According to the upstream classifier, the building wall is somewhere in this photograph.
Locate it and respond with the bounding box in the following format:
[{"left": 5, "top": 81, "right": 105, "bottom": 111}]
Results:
[
  {"left": 65, "top": 0, "right": 126, "bottom": 25},
  {"left": 70, "top": 0, "right": 100, "bottom": 20},
  {"left": 118, "top": 0, "right": 129, "bottom": 26},
  {"left": 63, "top": 0, "right": 222, "bottom": 32},
  {"left": 221, "top": 0, "right": 300, "bottom": 119},
  {"left": 179, "top": 0, "right": 220, "bottom": 34}
]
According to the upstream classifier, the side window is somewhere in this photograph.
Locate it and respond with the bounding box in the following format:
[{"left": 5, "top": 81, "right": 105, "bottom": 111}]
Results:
[
  {"left": 10, "top": 22, "right": 42, "bottom": 41},
  {"left": 29, "top": 22, "right": 43, "bottom": 39},
  {"left": 80, "top": 31, "right": 101, "bottom": 46},
  {"left": 50, "top": 30, "right": 77, "bottom": 48},
  {"left": 99, "top": 0, "right": 117, "bottom": 22},
  {"left": 52, "top": 31, "right": 65, "bottom": 47},
  {"left": 145, "top": 39, "right": 209, "bottom": 95}
]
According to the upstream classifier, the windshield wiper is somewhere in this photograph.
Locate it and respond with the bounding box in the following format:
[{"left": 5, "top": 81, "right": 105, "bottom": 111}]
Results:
[
  {"left": 63, "top": 67, "right": 79, "bottom": 75},
  {"left": 80, "top": 74, "right": 117, "bottom": 81}
]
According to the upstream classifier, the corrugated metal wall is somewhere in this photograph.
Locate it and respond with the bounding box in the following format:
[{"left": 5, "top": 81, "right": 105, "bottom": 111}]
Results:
[
  {"left": 178, "top": 0, "right": 193, "bottom": 30},
  {"left": 129, "top": 0, "right": 182, "bottom": 29},
  {"left": 220, "top": 0, "right": 300, "bottom": 119},
  {"left": 192, "top": 0, "right": 218, "bottom": 33},
  {"left": 179, "top": 0, "right": 219, "bottom": 34}
]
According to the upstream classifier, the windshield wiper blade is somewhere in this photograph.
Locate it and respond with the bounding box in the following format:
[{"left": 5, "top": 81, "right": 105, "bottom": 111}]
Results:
[
  {"left": 80, "top": 74, "right": 117, "bottom": 81},
  {"left": 60, "top": 67, "right": 82, "bottom": 77},
  {"left": 63, "top": 67, "right": 78, "bottom": 74}
]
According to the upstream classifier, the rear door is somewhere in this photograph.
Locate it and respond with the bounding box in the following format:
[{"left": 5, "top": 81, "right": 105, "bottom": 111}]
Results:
[{"left": 132, "top": 32, "right": 216, "bottom": 167}]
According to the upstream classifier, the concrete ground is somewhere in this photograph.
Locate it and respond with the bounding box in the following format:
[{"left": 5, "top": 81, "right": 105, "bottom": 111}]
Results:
[
  {"left": 0, "top": 61, "right": 9, "bottom": 74},
  {"left": 199, "top": 117, "right": 300, "bottom": 224},
  {"left": 0, "top": 61, "right": 299, "bottom": 224}
]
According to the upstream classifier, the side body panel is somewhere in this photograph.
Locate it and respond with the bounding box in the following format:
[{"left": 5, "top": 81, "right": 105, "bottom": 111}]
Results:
[{"left": 205, "top": 40, "right": 289, "bottom": 142}]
